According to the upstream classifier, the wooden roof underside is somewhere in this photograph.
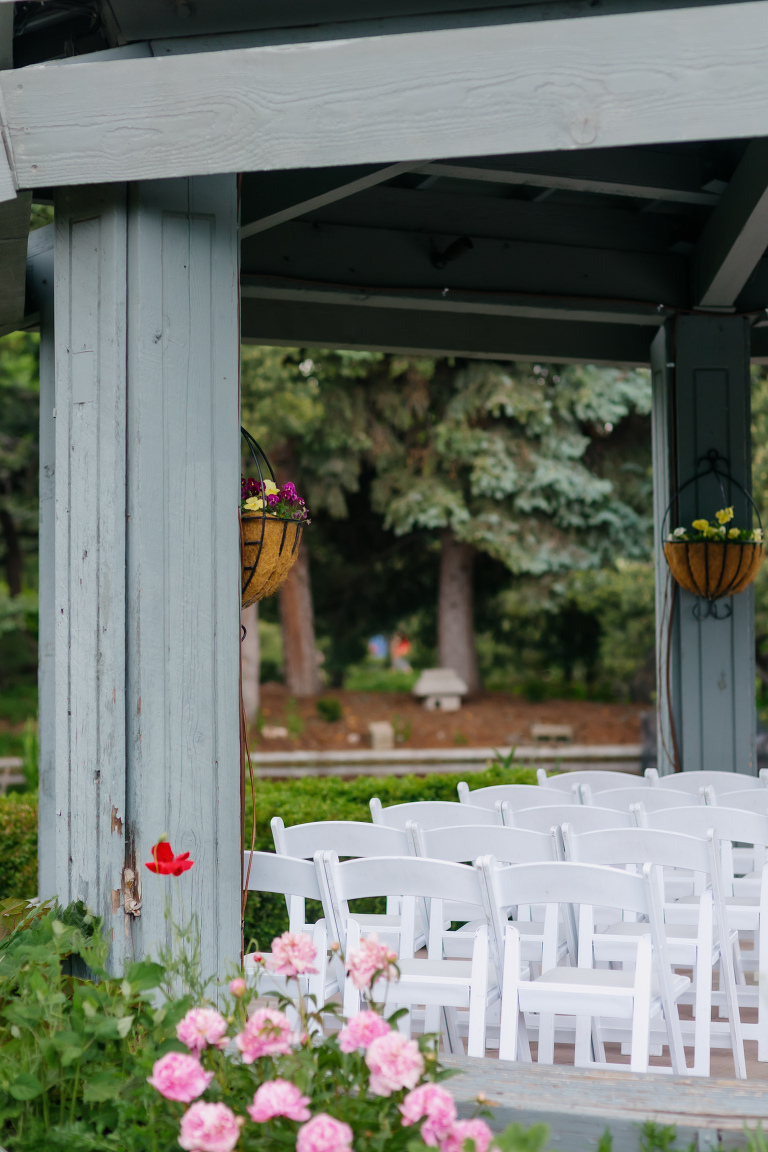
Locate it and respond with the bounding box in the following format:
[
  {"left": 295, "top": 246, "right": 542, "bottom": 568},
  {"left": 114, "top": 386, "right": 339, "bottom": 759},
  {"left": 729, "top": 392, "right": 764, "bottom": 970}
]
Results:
[{"left": 11, "top": 0, "right": 768, "bottom": 363}]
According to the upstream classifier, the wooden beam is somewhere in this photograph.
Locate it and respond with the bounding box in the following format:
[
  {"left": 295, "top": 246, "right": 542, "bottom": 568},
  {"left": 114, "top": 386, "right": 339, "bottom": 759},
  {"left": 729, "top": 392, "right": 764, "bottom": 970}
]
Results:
[
  {"left": 6, "top": 2, "right": 768, "bottom": 187},
  {"left": 416, "top": 161, "right": 720, "bottom": 206},
  {"left": 239, "top": 161, "right": 417, "bottom": 239},
  {"left": 240, "top": 294, "right": 656, "bottom": 366},
  {"left": 693, "top": 139, "right": 768, "bottom": 307},
  {"left": 241, "top": 219, "right": 689, "bottom": 307}
]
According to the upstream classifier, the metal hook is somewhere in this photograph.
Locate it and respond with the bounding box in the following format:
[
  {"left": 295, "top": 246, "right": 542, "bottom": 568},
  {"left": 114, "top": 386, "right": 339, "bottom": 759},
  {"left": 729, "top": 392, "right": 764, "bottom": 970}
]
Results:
[{"left": 692, "top": 597, "right": 733, "bottom": 621}]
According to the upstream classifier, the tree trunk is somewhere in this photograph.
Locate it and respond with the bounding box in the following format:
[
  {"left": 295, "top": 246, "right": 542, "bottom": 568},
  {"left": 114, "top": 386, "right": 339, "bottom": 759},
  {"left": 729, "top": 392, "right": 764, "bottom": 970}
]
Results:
[
  {"left": 438, "top": 530, "right": 481, "bottom": 695},
  {"left": 0, "top": 509, "right": 22, "bottom": 596},
  {"left": 241, "top": 601, "right": 260, "bottom": 723},
  {"left": 279, "top": 544, "right": 321, "bottom": 696}
]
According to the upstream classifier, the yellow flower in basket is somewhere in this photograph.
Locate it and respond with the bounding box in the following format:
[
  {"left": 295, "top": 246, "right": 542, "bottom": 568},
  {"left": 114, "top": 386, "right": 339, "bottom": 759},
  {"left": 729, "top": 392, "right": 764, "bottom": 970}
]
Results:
[
  {"left": 729, "top": 528, "right": 740, "bottom": 539},
  {"left": 691, "top": 519, "right": 709, "bottom": 532},
  {"left": 715, "top": 506, "right": 734, "bottom": 525},
  {"left": 243, "top": 496, "right": 274, "bottom": 514}
]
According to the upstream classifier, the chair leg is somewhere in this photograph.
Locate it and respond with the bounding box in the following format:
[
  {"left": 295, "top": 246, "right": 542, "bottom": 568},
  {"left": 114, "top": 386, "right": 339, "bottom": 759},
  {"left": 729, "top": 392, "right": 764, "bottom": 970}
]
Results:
[
  {"left": 692, "top": 951, "right": 712, "bottom": 1077},
  {"left": 574, "top": 1016, "right": 592, "bottom": 1067},
  {"left": 537, "top": 1013, "right": 555, "bottom": 1064},
  {"left": 443, "top": 1006, "right": 463, "bottom": 1055}
]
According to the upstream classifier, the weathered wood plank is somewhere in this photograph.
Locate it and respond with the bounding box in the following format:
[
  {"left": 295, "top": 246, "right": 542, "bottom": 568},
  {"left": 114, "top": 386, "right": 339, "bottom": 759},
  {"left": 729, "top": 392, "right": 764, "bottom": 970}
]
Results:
[
  {"left": 446, "top": 1054, "right": 768, "bottom": 1150},
  {"left": 51, "top": 188, "right": 128, "bottom": 967},
  {"left": 125, "top": 177, "right": 240, "bottom": 983},
  {"left": 6, "top": 2, "right": 768, "bottom": 186}
]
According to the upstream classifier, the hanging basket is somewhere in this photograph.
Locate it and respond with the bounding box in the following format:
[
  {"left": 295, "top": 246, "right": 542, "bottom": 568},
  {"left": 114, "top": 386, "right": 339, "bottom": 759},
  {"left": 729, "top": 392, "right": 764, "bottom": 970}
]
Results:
[
  {"left": 241, "top": 514, "right": 304, "bottom": 607},
  {"left": 661, "top": 449, "right": 763, "bottom": 607},
  {"left": 240, "top": 426, "right": 308, "bottom": 608},
  {"left": 663, "top": 539, "right": 763, "bottom": 601}
]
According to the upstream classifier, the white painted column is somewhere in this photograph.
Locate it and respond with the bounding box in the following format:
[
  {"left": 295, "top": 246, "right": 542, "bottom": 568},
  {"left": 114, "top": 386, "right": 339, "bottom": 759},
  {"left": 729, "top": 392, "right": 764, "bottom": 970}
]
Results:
[
  {"left": 651, "top": 316, "right": 756, "bottom": 776},
  {"left": 47, "top": 178, "right": 240, "bottom": 976}
]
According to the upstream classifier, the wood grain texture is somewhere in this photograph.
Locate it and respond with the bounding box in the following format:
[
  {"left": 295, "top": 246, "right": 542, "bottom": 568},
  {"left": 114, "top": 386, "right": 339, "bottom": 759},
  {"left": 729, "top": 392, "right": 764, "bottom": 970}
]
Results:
[
  {"left": 6, "top": 2, "right": 768, "bottom": 185},
  {"left": 125, "top": 177, "right": 240, "bottom": 982},
  {"left": 52, "top": 187, "right": 128, "bottom": 967},
  {"left": 445, "top": 1053, "right": 768, "bottom": 1149},
  {"left": 673, "top": 317, "right": 756, "bottom": 775}
]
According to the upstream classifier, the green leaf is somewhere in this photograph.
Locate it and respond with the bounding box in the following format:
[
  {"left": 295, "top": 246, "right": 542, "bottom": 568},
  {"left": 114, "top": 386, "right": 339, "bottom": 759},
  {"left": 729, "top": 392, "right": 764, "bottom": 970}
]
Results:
[
  {"left": 116, "top": 1014, "right": 134, "bottom": 1038},
  {"left": 125, "top": 959, "right": 165, "bottom": 992},
  {"left": 82, "top": 1071, "right": 125, "bottom": 1103},
  {"left": 8, "top": 1072, "right": 42, "bottom": 1100}
]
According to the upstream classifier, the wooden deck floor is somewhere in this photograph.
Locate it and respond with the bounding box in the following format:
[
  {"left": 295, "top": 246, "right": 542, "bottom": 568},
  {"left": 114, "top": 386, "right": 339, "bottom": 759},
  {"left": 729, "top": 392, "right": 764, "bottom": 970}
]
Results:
[{"left": 446, "top": 1052, "right": 768, "bottom": 1151}]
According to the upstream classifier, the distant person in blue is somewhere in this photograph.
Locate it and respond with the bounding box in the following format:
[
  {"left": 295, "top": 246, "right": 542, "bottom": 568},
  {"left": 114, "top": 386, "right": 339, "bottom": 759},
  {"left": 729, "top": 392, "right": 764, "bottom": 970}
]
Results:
[{"left": 368, "top": 633, "right": 388, "bottom": 661}]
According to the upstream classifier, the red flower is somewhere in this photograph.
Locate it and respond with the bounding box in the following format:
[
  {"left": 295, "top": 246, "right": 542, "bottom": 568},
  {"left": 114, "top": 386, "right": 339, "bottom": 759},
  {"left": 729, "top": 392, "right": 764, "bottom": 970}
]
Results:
[{"left": 145, "top": 840, "right": 194, "bottom": 876}]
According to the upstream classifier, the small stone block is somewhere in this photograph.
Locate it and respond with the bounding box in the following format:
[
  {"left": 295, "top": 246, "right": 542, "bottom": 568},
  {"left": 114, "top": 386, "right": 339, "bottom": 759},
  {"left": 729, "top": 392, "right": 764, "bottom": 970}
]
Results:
[
  {"left": 530, "top": 723, "right": 573, "bottom": 743},
  {"left": 369, "top": 720, "right": 395, "bottom": 750},
  {"left": 262, "top": 725, "right": 289, "bottom": 739},
  {"left": 413, "top": 668, "right": 468, "bottom": 706}
]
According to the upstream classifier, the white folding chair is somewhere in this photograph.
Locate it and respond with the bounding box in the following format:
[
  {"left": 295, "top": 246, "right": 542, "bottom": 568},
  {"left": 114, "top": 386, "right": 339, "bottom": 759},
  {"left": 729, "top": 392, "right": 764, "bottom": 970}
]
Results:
[
  {"left": 457, "top": 781, "right": 580, "bottom": 809},
  {"left": 318, "top": 852, "right": 497, "bottom": 1057},
  {"left": 370, "top": 797, "right": 501, "bottom": 828},
  {"left": 537, "top": 769, "right": 657, "bottom": 792},
  {"left": 242, "top": 850, "right": 333, "bottom": 1015},
  {"left": 271, "top": 816, "right": 417, "bottom": 950},
  {"left": 656, "top": 770, "right": 765, "bottom": 794},
  {"left": 584, "top": 785, "right": 696, "bottom": 811},
  {"left": 409, "top": 821, "right": 565, "bottom": 965},
  {"left": 561, "top": 823, "right": 745, "bottom": 1078},
  {"left": 479, "top": 858, "right": 689, "bottom": 1074},
  {"left": 639, "top": 804, "right": 768, "bottom": 1060},
  {"left": 703, "top": 788, "right": 768, "bottom": 877},
  {"left": 504, "top": 804, "right": 632, "bottom": 834}
]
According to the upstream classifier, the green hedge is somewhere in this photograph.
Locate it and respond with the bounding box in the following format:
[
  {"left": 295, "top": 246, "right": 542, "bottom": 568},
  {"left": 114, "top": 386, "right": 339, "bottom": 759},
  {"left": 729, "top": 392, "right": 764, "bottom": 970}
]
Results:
[
  {"left": 0, "top": 792, "right": 37, "bottom": 900},
  {"left": 0, "top": 764, "right": 536, "bottom": 949}
]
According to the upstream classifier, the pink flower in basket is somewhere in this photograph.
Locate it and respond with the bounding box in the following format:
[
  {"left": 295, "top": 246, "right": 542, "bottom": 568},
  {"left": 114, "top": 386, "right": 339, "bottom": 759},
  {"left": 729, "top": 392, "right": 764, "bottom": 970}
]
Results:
[
  {"left": 346, "top": 933, "right": 398, "bottom": 990},
  {"left": 365, "top": 1031, "right": 424, "bottom": 1096},
  {"left": 297, "top": 1113, "right": 354, "bottom": 1152},
  {"left": 178, "top": 1101, "right": 244, "bottom": 1152},
  {"left": 147, "top": 1052, "right": 213, "bottom": 1103},
  {"left": 267, "top": 932, "right": 319, "bottom": 977},
  {"left": 338, "top": 1009, "right": 390, "bottom": 1053},
  {"left": 247, "top": 1079, "right": 312, "bottom": 1123},
  {"left": 177, "top": 1007, "right": 229, "bottom": 1055},
  {"left": 235, "top": 1006, "right": 293, "bottom": 1063}
]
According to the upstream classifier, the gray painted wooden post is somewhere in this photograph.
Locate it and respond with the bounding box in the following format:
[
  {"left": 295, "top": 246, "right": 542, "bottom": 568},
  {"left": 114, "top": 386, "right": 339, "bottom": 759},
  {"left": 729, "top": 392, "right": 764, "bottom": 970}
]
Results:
[
  {"left": 651, "top": 316, "right": 756, "bottom": 775},
  {"left": 46, "top": 178, "right": 240, "bottom": 978}
]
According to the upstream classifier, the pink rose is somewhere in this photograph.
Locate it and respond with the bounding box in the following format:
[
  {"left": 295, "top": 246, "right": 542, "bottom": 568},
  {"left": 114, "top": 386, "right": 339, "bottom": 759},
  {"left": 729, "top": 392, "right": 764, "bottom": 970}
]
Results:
[
  {"left": 247, "top": 1079, "right": 311, "bottom": 1123},
  {"left": 235, "top": 1007, "right": 293, "bottom": 1063},
  {"left": 346, "top": 933, "right": 398, "bottom": 990},
  {"left": 177, "top": 1008, "right": 229, "bottom": 1055},
  {"left": 229, "top": 978, "right": 247, "bottom": 998},
  {"left": 338, "top": 1010, "right": 390, "bottom": 1053},
  {"left": 267, "top": 932, "right": 319, "bottom": 977},
  {"left": 297, "top": 1113, "right": 354, "bottom": 1152},
  {"left": 178, "top": 1101, "right": 245, "bottom": 1152},
  {"left": 365, "top": 1031, "right": 424, "bottom": 1097},
  {"left": 400, "top": 1084, "right": 457, "bottom": 1146},
  {"left": 147, "top": 1051, "right": 213, "bottom": 1103},
  {"left": 441, "top": 1119, "right": 494, "bottom": 1152}
]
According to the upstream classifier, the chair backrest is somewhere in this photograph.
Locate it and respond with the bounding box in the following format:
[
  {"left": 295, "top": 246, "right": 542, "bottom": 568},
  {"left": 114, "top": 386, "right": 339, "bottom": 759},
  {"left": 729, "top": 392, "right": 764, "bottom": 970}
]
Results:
[
  {"left": 655, "top": 770, "right": 760, "bottom": 793},
  {"left": 410, "top": 820, "right": 556, "bottom": 865},
  {"left": 319, "top": 851, "right": 484, "bottom": 953},
  {"left": 640, "top": 804, "right": 768, "bottom": 848},
  {"left": 536, "top": 768, "right": 651, "bottom": 792},
  {"left": 457, "top": 782, "right": 579, "bottom": 809},
  {"left": 481, "top": 858, "right": 652, "bottom": 921},
  {"left": 704, "top": 787, "right": 768, "bottom": 815},
  {"left": 271, "top": 816, "right": 412, "bottom": 859},
  {"left": 243, "top": 850, "right": 323, "bottom": 900},
  {"left": 370, "top": 797, "right": 499, "bottom": 829},
  {"left": 505, "top": 804, "right": 632, "bottom": 834},
  {"left": 561, "top": 823, "right": 712, "bottom": 875},
  {"left": 584, "top": 785, "right": 695, "bottom": 811}
]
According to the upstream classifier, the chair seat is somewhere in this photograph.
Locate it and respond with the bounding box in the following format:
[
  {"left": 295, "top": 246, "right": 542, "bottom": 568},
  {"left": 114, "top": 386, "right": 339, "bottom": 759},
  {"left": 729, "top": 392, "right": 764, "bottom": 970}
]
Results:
[
  {"left": 531, "top": 966, "right": 690, "bottom": 1000},
  {"left": 597, "top": 921, "right": 723, "bottom": 967}
]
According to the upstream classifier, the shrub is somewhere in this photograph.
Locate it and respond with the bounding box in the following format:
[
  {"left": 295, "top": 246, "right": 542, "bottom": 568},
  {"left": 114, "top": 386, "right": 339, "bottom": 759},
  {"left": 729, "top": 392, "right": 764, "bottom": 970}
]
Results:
[
  {"left": 0, "top": 793, "right": 37, "bottom": 900},
  {"left": 316, "top": 697, "right": 343, "bottom": 723}
]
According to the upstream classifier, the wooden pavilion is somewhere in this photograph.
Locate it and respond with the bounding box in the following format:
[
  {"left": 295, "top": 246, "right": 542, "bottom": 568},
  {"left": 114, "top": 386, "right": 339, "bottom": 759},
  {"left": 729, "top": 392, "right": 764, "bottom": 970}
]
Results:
[{"left": 1, "top": 0, "right": 767, "bottom": 977}]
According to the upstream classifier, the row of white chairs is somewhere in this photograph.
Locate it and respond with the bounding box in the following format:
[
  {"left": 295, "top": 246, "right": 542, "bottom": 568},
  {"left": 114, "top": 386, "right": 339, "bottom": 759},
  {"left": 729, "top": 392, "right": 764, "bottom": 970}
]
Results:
[{"left": 253, "top": 777, "right": 768, "bottom": 1077}]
